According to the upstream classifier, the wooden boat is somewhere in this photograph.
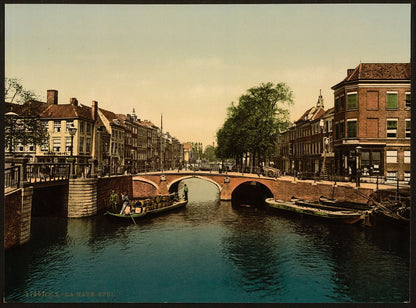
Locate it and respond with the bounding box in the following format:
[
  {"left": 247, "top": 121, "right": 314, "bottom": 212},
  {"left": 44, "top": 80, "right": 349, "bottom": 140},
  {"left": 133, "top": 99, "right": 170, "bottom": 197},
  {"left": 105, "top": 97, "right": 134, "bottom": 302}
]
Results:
[
  {"left": 291, "top": 197, "right": 366, "bottom": 213},
  {"left": 266, "top": 198, "right": 364, "bottom": 224},
  {"left": 319, "top": 196, "right": 372, "bottom": 211},
  {"left": 371, "top": 207, "right": 409, "bottom": 229},
  {"left": 105, "top": 199, "right": 187, "bottom": 220}
]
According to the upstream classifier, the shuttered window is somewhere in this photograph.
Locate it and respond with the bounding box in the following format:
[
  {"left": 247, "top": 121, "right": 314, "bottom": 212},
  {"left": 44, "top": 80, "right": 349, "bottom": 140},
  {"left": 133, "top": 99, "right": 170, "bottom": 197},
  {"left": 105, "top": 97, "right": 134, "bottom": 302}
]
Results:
[
  {"left": 386, "top": 92, "right": 398, "bottom": 109},
  {"left": 347, "top": 92, "right": 357, "bottom": 110}
]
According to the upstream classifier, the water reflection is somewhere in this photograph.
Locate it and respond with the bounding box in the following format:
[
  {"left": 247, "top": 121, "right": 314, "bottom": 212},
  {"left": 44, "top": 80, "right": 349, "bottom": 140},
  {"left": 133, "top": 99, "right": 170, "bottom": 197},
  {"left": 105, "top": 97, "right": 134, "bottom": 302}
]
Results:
[{"left": 4, "top": 178, "right": 410, "bottom": 303}]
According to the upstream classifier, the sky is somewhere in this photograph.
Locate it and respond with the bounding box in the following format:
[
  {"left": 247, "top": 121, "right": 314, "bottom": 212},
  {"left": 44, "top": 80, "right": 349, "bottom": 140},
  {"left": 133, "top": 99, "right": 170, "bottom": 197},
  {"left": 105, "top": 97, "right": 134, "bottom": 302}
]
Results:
[{"left": 5, "top": 4, "right": 411, "bottom": 147}]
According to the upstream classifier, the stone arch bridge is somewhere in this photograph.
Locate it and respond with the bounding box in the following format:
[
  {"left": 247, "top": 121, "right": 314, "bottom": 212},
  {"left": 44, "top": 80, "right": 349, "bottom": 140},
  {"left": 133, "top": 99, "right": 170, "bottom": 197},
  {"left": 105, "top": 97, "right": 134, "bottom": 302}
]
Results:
[{"left": 132, "top": 171, "right": 374, "bottom": 203}]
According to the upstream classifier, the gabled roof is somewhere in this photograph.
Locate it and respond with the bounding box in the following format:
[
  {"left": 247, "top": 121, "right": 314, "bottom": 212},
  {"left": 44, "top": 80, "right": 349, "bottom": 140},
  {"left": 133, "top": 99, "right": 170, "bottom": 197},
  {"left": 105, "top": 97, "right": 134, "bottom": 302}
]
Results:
[
  {"left": 40, "top": 103, "right": 94, "bottom": 121},
  {"left": 295, "top": 106, "right": 325, "bottom": 124},
  {"left": 99, "top": 108, "right": 123, "bottom": 128}
]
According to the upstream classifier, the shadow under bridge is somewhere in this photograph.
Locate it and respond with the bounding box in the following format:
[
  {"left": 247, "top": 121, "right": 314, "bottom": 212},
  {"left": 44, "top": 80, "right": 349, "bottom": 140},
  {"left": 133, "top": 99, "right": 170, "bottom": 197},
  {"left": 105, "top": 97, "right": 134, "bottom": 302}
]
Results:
[{"left": 231, "top": 181, "right": 274, "bottom": 209}]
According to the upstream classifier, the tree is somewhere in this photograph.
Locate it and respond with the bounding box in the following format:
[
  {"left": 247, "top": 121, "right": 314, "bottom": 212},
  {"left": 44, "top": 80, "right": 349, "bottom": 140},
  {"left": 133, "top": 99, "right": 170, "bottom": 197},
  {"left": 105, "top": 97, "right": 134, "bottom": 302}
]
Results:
[
  {"left": 216, "top": 82, "right": 293, "bottom": 171},
  {"left": 4, "top": 78, "right": 49, "bottom": 152}
]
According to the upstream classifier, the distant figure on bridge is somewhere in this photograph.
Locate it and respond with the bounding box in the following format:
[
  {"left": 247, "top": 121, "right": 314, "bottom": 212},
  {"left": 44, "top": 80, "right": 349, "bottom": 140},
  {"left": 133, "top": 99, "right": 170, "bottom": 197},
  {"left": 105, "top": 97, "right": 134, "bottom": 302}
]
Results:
[
  {"left": 183, "top": 184, "right": 189, "bottom": 201},
  {"left": 110, "top": 190, "right": 119, "bottom": 213},
  {"left": 120, "top": 192, "right": 130, "bottom": 215}
]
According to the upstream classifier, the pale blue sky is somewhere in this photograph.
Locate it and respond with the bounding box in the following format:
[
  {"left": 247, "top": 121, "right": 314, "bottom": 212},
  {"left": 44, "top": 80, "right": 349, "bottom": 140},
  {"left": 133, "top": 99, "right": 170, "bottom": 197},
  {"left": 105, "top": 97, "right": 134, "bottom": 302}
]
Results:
[{"left": 5, "top": 4, "right": 410, "bottom": 146}]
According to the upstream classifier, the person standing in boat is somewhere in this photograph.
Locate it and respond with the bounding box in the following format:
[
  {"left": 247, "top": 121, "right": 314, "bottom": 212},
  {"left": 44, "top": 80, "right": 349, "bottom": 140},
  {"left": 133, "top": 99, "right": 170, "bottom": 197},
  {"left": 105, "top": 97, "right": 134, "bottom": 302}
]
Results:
[
  {"left": 183, "top": 184, "right": 189, "bottom": 201},
  {"left": 110, "top": 190, "right": 119, "bottom": 213},
  {"left": 120, "top": 192, "right": 130, "bottom": 215}
]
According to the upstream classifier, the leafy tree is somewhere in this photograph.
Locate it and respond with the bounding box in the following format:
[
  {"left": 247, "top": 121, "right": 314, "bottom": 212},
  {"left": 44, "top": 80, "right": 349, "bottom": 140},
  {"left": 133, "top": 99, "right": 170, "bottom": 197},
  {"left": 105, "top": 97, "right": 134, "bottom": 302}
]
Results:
[
  {"left": 216, "top": 82, "right": 293, "bottom": 171},
  {"left": 4, "top": 78, "right": 49, "bottom": 152},
  {"left": 203, "top": 145, "right": 217, "bottom": 162}
]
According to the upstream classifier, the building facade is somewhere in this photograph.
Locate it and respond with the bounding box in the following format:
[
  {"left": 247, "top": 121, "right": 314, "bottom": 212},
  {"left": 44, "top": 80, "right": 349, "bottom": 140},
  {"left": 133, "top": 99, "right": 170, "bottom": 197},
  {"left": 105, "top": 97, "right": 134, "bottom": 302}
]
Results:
[{"left": 331, "top": 63, "right": 411, "bottom": 182}]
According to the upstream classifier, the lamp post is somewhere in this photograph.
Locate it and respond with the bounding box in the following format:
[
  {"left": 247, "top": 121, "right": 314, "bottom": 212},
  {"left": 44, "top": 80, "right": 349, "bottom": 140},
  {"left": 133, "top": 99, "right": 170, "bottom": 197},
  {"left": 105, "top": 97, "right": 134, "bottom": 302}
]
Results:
[
  {"left": 355, "top": 145, "right": 362, "bottom": 187},
  {"left": 319, "top": 119, "right": 327, "bottom": 180},
  {"left": 68, "top": 125, "right": 77, "bottom": 178}
]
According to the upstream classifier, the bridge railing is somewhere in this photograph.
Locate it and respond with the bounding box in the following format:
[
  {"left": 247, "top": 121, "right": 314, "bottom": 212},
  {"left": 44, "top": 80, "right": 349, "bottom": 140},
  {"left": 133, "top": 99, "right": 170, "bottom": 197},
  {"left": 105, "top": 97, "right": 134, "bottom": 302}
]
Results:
[
  {"left": 4, "top": 166, "right": 20, "bottom": 190},
  {"left": 25, "top": 163, "right": 71, "bottom": 183}
]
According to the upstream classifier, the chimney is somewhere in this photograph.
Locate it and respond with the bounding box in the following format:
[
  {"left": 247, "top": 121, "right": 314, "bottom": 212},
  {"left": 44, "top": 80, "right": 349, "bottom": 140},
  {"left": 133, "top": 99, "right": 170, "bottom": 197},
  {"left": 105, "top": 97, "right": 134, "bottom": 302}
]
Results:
[
  {"left": 70, "top": 98, "right": 78, "bottom": 106},
  {"left": 47, "top": 90, "right": 58, "bottom": 105},
  {"left": 91, "top": 101, "right": 98, "bottom": 121}
]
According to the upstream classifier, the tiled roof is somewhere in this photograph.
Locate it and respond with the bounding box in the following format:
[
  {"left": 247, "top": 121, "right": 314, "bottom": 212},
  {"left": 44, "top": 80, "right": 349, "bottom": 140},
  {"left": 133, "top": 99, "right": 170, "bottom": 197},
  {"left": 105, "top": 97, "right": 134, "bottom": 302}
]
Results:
[
  {"left": 295, "top": 107, "right": 325, "bottom": 123},
  {"left": 40, "top": 103, "right": 94, "bottom": 121},
  {"left": 344, "top": 63, "right": 411, "bottom": 81}
]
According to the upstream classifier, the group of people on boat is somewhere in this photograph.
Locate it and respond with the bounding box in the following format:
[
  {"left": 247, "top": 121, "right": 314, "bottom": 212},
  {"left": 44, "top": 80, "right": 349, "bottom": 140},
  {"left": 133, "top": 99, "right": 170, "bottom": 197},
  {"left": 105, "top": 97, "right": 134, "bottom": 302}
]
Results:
[{"left": 109, "top": 186, "right": 188, "bottom": 216}]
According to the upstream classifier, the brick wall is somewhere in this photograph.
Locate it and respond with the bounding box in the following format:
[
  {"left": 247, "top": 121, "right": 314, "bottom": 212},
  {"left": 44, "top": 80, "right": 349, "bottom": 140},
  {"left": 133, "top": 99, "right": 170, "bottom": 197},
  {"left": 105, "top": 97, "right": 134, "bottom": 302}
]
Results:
[
  {"left": 4, "top": 189, "right": 22, "bottom": 250},
  {"left": 97, "top": 175, "right": 133, "bottom": 213}
]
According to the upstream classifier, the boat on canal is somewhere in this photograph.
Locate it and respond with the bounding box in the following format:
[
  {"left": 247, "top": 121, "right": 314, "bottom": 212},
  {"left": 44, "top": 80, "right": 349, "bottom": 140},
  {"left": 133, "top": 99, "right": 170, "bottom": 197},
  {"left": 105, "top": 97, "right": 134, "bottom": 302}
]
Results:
[
  {"left": 105, "top": 194, "right": 188, "bottom": 220},
  {"left": 318, "top": 196, "right": 373, "bottom": 211},
  {"left": 265, "top": 198, "right": 364, "bottom": 224},
  {"left": 291, "top": 196, "right": 368, "bottom": 213}
]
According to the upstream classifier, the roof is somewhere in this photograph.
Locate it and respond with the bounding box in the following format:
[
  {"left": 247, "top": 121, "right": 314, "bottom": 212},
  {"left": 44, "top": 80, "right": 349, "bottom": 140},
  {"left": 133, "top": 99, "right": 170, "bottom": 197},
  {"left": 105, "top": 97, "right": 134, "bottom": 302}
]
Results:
[
  {"left": 295, "top": 106, "right": 325, "bottom": 123},
  {"left": 333, "top": 63, "right": 411, "bottom": 89},
  {"left": 40, "top": 103, "right": 94, "bottom": 121}
]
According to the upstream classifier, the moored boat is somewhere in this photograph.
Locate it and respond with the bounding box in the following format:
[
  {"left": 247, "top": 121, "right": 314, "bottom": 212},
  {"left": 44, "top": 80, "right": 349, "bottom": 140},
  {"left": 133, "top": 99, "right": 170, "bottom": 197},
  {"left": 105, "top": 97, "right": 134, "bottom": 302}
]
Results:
[
  {"left": 266, "top": 198, "right": 364, "bottom": 224},
  {"left": 319, "top": 196, "right": 372, "bottom": 211},
  {"left": 370, "top": 207, "right": 409, "bottom": 229},
  {"left": 292, "top": 197, "right": 367, "bottom": 213}
]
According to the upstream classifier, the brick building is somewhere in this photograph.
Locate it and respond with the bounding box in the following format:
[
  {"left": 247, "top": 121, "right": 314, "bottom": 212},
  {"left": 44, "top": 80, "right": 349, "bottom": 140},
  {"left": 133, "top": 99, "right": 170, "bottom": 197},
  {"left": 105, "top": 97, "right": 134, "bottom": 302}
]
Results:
[{"left": 331, "top": 63, "right": 411, "bottom": 182}]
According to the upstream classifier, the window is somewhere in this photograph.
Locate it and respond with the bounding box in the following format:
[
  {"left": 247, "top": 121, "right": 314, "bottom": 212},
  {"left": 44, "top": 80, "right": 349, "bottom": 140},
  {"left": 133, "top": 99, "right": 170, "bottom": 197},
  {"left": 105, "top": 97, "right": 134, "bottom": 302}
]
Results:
[
  {"left": 386, "top": 92, "right": 398, "bottom": 109},
  {"left": 66, "top": 138, "right": 71, "bottom": 152},
  {"left": 405, "top": 119, "right": 411, "bottom": 138},
  {"left": 386, "top": 150, "right": 397, "bottom": 163},
  {"left": 80, "top": 122, "right": 84, "bottom": 133},
  {"left": 41, "top": 139, "right": 49, "bottom": 151},
  {"left": 86, "top": 123, "right": 91, "bottom": 134},
  {"left": 347, "top": 92, "right": 357, "bottom": 110},
  {"left": 387, "top": 119, "right": 398, "bottom": 138},
  {"left": 340, "top": 121, "right": 345, "bottom": 138},
  {"left": 86, "top": 138, "right": 91, "bottom": 153},
  {"left": 66, "top": 121, "right": 74, "bottom": 131},
  {"left": 405, "top": 92, "right": 411, "bottom": 108},
  {"left": 340, "top": 94, "right": 345, "bottom": 111},
  {"left": 347, "top": 120, "right": 357, "bottom": 138},
  {"left": 404, "top": 172, "right": 411, "bottom": 183},
  {"left": 335, "top": 123, "right": 339, "bottom": 139},
  {"left": 53, "top": 121, "right": 61, "bottom": 132},
  {"left": 53, "top": 138, "right": 61, "bottom": 152},
  {"left": 386, "top": 171, "right": 397, "bottom": 183},
  {"left": 404, "top": 150, "right": 411, "bottom": 164},
  {"left": 79, "top": 137, "right": 84, "bottom": 152}
]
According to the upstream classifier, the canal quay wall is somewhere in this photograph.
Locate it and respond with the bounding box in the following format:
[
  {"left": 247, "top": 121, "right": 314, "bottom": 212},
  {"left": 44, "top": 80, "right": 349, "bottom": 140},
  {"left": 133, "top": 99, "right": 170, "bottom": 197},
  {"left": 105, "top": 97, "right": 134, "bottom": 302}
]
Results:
[
  {"left": 4, "top": 187, "right": 33, "bottom": 249},
  {"left": 69, "top": 175, "right": 133, "bottom": 217}
]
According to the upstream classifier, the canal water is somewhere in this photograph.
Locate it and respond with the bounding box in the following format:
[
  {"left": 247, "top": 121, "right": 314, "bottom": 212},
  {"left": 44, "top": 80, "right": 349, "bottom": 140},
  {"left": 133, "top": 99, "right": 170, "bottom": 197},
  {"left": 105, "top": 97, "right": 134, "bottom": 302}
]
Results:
[{"left": 5, "top": 178, "right": 410, "bottom": 303}]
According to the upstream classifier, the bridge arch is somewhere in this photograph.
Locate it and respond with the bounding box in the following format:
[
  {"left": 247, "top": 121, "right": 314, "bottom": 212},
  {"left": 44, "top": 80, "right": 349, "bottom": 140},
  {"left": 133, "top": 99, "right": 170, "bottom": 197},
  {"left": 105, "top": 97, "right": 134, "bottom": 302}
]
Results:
[
  {"left": 132, "top": 176, "right": 159, "bottom": 189},
  {"left": 168, "top": 175, "right": 222, "bottom": 194},
  {"left": 231, "top": 180, "right": 275, "bottom": 207}
]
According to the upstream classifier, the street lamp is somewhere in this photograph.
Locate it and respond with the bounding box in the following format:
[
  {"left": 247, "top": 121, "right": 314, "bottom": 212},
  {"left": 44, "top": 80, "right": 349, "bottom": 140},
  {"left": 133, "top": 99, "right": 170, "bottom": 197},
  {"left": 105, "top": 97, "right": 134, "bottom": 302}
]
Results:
[
  {"left": 131, "top": 149, "right": 135, "bottom": 174},
  {"left": 319, "top": 119, "right": 327, "bottom": 179},
  {"left": 355, "top": 145, "right": 362, "bottom": 187},
  {"left": 68, "top": 125, "right": 77, "bottom": 178}
]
